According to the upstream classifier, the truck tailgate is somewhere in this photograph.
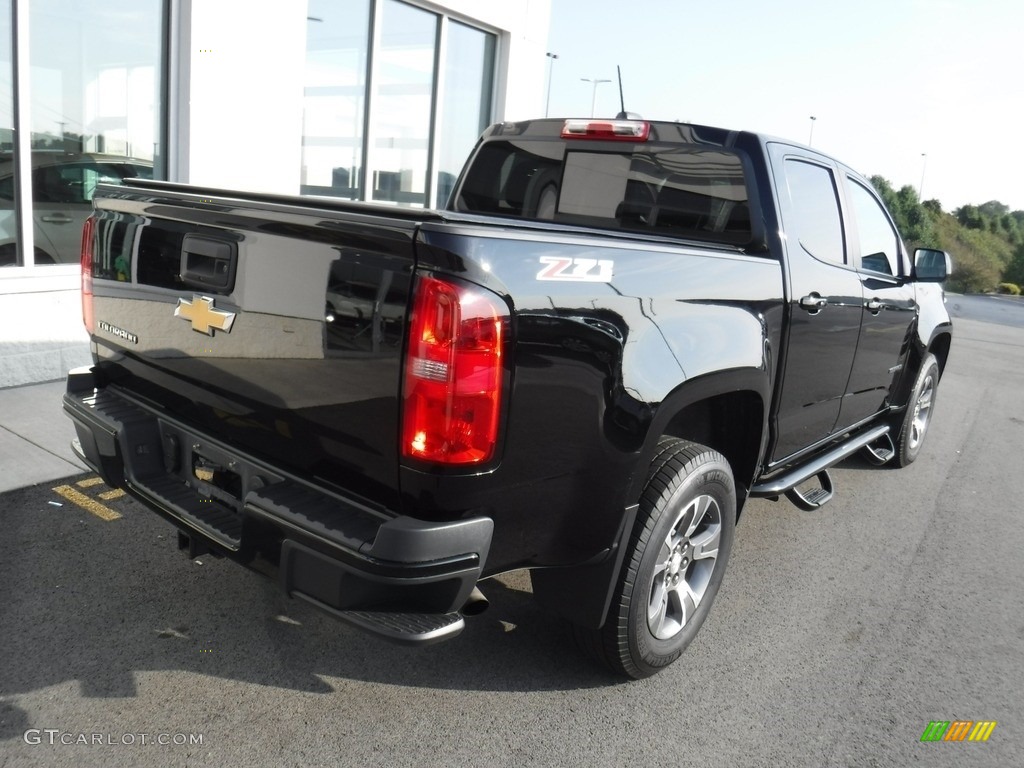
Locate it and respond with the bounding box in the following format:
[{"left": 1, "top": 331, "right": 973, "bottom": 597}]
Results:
[{"left": 80, "top": 185, "right": 429, "bottom": 513}]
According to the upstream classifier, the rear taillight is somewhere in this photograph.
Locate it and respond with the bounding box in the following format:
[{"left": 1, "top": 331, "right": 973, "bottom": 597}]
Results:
[
  {"left": 81, "top": 215, "right": 96, "bottom": 334},
  {"left": 561, "top": 119, "right": 651, "bottom": 141},
  {"left": 402, "top": 275, "right": 508, "bottom": 465}
]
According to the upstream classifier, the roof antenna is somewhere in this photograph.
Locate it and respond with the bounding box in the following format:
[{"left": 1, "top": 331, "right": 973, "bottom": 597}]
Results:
[{"left": 615, "top": 66, "right": 640, "bottom": 119}]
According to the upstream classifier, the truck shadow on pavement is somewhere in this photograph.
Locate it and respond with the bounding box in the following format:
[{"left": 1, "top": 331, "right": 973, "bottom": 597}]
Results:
[{"left": 0, "top": 475, "right": 620, "bottom": 713}]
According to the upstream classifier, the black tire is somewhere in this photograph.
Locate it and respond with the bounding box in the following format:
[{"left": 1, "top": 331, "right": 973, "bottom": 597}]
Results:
[
  {"left": 575, "top": 438, "right": 736, "bottom": 679},
  {"left": 892, "top": 353, "right": 939, "bottom": 467}
]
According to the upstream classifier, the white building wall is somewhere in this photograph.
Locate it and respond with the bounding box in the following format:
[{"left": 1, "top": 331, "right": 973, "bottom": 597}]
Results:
[{"left": 0, "top": 271, "right": 90, "bottom": 388}]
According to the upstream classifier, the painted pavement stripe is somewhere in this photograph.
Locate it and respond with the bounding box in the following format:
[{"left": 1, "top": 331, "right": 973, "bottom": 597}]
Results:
[{"left": 53, "top": 485, "right": 122, "bottom": 521}]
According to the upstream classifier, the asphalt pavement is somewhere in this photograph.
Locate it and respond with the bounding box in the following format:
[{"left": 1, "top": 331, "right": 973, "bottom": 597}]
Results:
[
  {"left": 946, "top": 291, "right": 1024, "bottom": 328},
  {"left": 0, "top": 299, "right": 1022, "bottom": 767}
]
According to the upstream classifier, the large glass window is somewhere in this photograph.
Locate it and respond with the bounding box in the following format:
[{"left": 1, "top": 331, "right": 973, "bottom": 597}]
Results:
[
  {"left": 300, "top": 1, "right": 495, "bottom": 209},
  {"left": 372, "top": 0, "right": 436, "bottom": 205},
  {"left": 301, "top": 0, "right": 370, "bottom": 199},
  {"left": 0, "top": 0, "right": 19, "bottom": 266},
  {"left": 435, "top": 21, "right": 494, "bottom": 207},
  {"left": 0, "top": 0, "right": 165, "bottom": 267}
]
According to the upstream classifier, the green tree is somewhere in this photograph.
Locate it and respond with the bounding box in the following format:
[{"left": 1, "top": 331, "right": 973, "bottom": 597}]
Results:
[
  {"left": 870, "top": 177, "right": 934, "bottom": 246},
  {"left": 979, "top": 201, "right": 1009, "bottom": 219},
  {"left": 894, "top": 185, "right": 934, "bottom": 245},
  {"left": 1005, "top": 244, "right": 1024, "bottom": 286},
  {"left": 999, "top": 214, "right": 1021, "bottom": 245},
  {"left": 868, "top": 175, "right": 1024, "bottom": 293},
  {"left": 955, "top": 204, "right": 985, "bottom": 230}
]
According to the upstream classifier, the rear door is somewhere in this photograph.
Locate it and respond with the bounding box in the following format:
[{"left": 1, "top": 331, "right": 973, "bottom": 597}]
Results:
[{"left": 768, "top": 145, "right": 864, "bottom": 463}]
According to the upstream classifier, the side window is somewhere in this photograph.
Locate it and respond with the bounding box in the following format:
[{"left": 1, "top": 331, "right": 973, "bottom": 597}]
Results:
[
  {"left": 783, "top": 159, "right": 845, "bottom": 265},
  {"left": 84, "top": 164, "right": 136, "bottom": 203},
  {"left": 847, "top": 179, "right": 900, "bottom": 276},
  {"left": 33, "top": 165, "right": 85, "bottom": 204}
]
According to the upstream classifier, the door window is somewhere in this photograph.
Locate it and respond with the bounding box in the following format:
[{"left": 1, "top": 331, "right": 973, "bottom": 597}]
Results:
[
  {"left": 847, "top": 179, "right": 901, "bottom": 275},
  {"left": 782, "top": 159, "right": 845, "bottom": 266}
]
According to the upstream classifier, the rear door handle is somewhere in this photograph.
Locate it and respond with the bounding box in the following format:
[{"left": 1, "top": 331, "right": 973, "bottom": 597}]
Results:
[
  {"left": 40, "top": 214, "right": 74, "bottom": 224},
  {"left": 799, "top": 293, "right": 828, "bottom": 313},
  {"left": 865, "top": 298, "right": 884, "bottom": 314}
]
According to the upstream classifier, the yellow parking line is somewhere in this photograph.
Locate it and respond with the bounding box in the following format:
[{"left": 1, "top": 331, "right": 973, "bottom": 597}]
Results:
[
  {"left": 98, "top": 489, "right": 126, "bottom": 501},
  {"left": 76, "top": 477, "right": 106, "bottom": 489},
  {"left": 52, "top": 485, "right": 122, "bottom": 521}
]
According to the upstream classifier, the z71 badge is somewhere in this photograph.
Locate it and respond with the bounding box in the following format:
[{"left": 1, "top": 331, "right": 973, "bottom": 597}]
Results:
[{"left": 537, "top": 256, "right": 614, "bottom": 283}]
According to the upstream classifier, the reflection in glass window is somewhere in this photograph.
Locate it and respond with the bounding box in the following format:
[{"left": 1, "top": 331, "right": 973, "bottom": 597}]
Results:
[
  {"left": 299, "top": 2, "right": 495, "bottom": 209},
  {"left": 457, "top": 140, "right": 753, "bottom": 244},
  {"left": 372, "top": 0, "right": 436, "bottom": 205},
  {"left": 23, "top": 0, "right": 164, "bottom": 265},
  {"left": 0, "top": 0, "right": 20, "bottom": 266},
  {"left": 784, "top": 159, "right": 845, "bottom": 265},
  {"left": 848, "top": 179, "right": 900, "bottom": 275},
  {"left": 301, "top": 0, "right": 370, "bottom": 200},
  {"left": 436, "top": 22, "right": 494, "bottom": 208},
  {"left": 30, "top": 0, "right": 163, "bottom": 160}
]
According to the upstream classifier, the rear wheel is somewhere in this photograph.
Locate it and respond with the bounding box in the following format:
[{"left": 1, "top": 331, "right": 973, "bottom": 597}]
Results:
[
  {"left": 575, "top": 438, "right": 735, "bottom": 678},
  {"left": 892, "top": 353, "right": 939, "bottom": 467}
]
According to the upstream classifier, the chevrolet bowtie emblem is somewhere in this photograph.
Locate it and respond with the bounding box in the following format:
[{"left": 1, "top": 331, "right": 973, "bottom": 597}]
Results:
[{"left": 174, "top": 295, "right": 236, "bottom": 336}]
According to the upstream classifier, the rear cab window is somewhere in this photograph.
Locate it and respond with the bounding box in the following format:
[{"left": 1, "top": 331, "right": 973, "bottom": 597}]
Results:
[{"left": 453, "top": 121, "right": 755, "bottom": 247}]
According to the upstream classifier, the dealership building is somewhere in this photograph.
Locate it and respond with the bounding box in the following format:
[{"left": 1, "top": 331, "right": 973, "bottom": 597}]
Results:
[{"left": 0, "top": 0, "right": 550, "bottom": 386}]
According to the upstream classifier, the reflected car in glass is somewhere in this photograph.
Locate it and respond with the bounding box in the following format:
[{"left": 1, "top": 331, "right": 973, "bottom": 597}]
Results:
[{"left": 0, "top": 153, "right": 152, "bottom": 266}]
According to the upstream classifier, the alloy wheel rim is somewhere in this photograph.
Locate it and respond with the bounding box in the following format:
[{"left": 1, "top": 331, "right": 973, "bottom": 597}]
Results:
[
  {"left": 908, "top": 374, "right": 934, "bottom": 451},
  {"left": 647, "top": 494, "right": 722, "bottom": 640}
]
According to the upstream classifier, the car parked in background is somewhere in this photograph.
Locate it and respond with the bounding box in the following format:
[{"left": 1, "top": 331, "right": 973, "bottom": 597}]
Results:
[{"left": 0, "top": 153, "right": 152, "bottom": 266}]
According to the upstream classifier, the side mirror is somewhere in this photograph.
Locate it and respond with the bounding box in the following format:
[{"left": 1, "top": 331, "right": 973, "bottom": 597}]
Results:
[{"left": 914, "top": 248, "right": 952, "bottom": 282}]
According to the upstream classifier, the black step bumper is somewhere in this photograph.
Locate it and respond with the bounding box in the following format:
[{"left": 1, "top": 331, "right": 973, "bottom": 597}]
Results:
[{"left": 63, "top": 366, "right": 492, "bottom": 646}]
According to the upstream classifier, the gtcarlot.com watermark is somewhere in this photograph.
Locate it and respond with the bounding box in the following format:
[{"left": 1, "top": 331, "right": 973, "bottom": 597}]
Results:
[{"left": 24, "top": 729, "right": 204, "bottom": 747}]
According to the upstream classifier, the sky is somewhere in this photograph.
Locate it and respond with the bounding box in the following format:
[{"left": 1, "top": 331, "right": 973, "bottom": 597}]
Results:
[{"left": 545, "top": 0, "right": 1024, "bottom": 213}]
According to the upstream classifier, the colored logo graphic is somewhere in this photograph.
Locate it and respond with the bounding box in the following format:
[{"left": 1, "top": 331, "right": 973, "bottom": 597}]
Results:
[{"left": 920, "top": 720, "right": 997, "bottom": 742}]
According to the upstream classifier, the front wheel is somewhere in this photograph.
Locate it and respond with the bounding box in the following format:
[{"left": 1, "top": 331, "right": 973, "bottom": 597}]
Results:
[
  {"left": 892, "top": 353, "right": 940, "bottom": 467},
  {"left": 576, "top": 438, "right": 735, "bottom": 679}
]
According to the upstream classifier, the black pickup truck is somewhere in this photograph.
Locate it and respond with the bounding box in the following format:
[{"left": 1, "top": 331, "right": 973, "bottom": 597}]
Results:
[{"left": 64, "top": 118, "right": 952, "bottom": 678}]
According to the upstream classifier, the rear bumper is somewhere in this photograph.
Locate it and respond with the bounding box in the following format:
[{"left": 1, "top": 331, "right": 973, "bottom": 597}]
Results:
[{"left": 63, "top": 365, "right": 492, "bottom": 645}]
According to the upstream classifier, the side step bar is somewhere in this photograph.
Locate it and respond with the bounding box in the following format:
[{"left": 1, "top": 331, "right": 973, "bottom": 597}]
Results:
[
  {"left": 784, "top": 470, "right": 834, "bottom": 511},
  {"left": 292, "top": 593, "right": 466, "bottom": 646},
  {"left": 862, "top": 433, "right": 896, "bottom": 465},
  {"left": 751, "top": 424, "right": 890, "bottom": 507}
]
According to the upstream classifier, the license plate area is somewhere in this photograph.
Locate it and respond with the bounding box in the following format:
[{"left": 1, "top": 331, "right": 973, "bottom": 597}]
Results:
[
  {"left": 156, "top": 420, "right": 283, "bottom": 517},
  {"left": 192, "top": 452, "right": 243, "bottom": 508}
]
